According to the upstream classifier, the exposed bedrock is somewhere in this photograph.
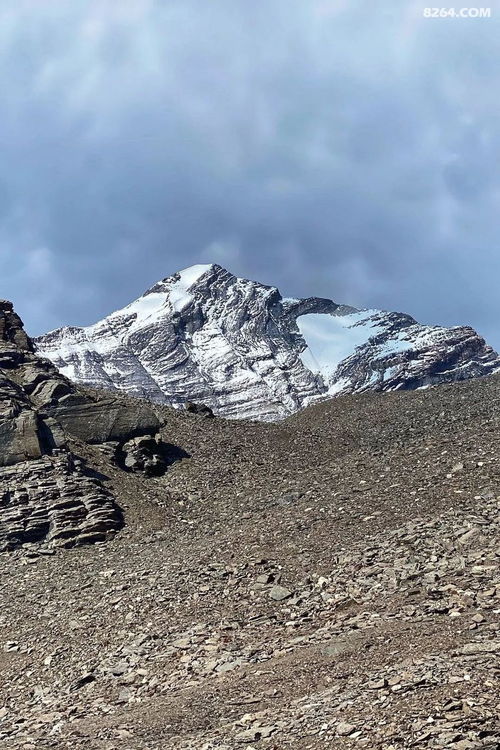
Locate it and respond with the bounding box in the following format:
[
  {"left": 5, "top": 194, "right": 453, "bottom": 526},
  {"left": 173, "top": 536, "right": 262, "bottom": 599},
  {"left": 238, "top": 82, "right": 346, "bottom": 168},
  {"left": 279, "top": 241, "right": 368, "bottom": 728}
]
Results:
[{"left": 0, "top": 300, "right": 166, "bottom": 551}]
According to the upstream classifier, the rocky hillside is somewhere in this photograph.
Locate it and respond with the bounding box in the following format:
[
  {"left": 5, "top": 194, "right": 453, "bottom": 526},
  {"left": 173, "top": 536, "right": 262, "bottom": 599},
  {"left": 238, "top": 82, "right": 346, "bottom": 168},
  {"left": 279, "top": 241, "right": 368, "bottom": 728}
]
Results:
[
  {"left": 1, "top": 296, "right": 499, "bottom": 748},
  {"left": 35, "top": 264, "right": 500, "bottom": 420}
]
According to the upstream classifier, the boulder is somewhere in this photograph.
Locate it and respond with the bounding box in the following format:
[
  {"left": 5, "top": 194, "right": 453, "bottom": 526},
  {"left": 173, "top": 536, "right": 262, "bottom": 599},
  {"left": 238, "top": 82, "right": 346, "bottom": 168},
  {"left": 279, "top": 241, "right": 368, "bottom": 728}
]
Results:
[
  {"left": 121, "top": 435, "right": 167, "bottom": 476},
  {"left": 0, "top": 410, "right": 44, "bottom": 466},
  {"left": 44, "top": 393, "right": 161, "bottom": 444},
  {"left": 118, "top": 436, "right": 190, "bottom": 477},
  {"left": 185, "top": 401, "right": 214, "bottom": 418}
]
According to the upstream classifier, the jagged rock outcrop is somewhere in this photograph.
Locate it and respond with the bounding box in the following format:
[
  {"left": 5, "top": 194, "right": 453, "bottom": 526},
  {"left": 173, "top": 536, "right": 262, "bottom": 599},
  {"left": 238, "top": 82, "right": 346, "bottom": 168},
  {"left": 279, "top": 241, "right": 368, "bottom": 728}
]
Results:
[
  {"left": 35, "top": 265, "right": 500, "bottom": 421},
  {"left": 0, "top": 452, "right": 122, "bottom": 552},
  {"left": 0, "top": 300, "right": 161, "bottom": 467},
  {"left": 0, "top": 300, "right": 163, "bottom": 551}
]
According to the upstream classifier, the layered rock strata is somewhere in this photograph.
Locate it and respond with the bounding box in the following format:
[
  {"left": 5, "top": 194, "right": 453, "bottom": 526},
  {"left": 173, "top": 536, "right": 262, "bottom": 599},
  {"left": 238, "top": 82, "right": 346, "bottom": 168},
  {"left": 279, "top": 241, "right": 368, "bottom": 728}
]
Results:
[{"left": 0, "top": 452, "right": 122, "bottom": 552}]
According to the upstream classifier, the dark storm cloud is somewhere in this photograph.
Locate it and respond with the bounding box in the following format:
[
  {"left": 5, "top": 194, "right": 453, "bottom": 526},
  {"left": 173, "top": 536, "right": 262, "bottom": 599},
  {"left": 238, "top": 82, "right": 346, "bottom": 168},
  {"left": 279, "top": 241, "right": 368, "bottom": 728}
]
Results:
[{"left": 1, "top": 0, "right": 499, "bottom": 346}]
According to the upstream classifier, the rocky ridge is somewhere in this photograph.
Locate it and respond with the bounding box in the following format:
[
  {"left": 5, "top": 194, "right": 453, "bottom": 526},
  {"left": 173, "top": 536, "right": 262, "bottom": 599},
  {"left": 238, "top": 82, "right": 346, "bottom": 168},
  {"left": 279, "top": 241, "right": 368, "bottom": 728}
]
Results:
[
  {"left": 0, "top": 300, "right": 161, "bottom": 551},
  {"left": 35, "top": 264, "right": 500, "bottom": 420}
]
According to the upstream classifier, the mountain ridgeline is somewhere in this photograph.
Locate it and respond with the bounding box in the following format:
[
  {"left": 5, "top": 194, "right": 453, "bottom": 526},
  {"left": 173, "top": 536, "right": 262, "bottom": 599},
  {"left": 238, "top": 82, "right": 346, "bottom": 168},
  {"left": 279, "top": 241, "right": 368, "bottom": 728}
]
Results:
[{"left": 35, "top": 264, "right": 500, "bottom": 420}]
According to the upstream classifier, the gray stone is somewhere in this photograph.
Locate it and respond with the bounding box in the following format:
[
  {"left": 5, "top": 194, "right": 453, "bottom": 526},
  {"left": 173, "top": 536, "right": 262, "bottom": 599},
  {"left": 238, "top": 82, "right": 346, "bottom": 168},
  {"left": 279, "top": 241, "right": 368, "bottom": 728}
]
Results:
[
  {"left": 337, "top": 722, "right": 356, "bottom": 736},
  {"left": 269, "top": 585, "right": 293, "bottom": 601},
  {"left": 459, "top": 641, "right": 499, "bottom": 655}
]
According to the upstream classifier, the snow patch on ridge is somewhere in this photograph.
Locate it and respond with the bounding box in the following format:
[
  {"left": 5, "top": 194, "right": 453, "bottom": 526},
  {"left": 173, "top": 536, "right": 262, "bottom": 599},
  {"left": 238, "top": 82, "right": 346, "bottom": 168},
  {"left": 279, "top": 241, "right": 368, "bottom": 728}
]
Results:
[
  {"left": 110, "top": 292, "right": 169, "bottom": 333},
  {"left": 297, "top": 311, "right": 417, "bottom": 381},
  {"left": 40, "top": 265, "right": 215, "bottom": 364},
  {"left": 297, "top": 311, "right": 383, "bottom": 376},
  {"left": 169, "top": 264, "right": 214, "bottom": 312}
]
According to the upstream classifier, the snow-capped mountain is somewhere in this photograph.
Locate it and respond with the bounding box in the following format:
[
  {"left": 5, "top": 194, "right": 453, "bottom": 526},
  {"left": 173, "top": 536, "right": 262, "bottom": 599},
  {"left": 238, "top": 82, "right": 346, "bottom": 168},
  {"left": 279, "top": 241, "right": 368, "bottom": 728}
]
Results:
[{"left": 35, "top": 264, "right": 500, "bottom": 420}]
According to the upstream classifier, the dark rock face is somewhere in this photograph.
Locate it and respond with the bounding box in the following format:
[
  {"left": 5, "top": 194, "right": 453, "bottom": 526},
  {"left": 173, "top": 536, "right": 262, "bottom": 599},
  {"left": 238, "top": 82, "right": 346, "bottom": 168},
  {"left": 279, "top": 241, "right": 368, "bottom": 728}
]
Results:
[
  {"left": 35, "top": 265, "right": 500, "bottom": 421},
  {"left": 0, "top": 305, "right": 55, "bottom": 466},
  {"left": 0, "top": 301, "right": 163, "bottom": 551},
  {"left": 0, "top": 299, "right": 33, "bottom": 352},
  {"left": 42, "top": 393, "right": 161, "bottom": 445}
]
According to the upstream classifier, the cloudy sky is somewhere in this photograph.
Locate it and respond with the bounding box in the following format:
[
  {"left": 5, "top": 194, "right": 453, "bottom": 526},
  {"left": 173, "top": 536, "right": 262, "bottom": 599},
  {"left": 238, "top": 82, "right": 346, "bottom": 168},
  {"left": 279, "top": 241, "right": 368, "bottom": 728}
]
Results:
[{"left": 1, "top": 0, "right": 499, "bottom": 347}]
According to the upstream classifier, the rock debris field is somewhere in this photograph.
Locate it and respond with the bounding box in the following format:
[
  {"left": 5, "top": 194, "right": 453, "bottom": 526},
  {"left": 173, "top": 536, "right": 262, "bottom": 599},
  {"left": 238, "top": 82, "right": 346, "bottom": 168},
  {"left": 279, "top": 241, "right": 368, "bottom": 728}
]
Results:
[{"left": 1, "top": 373, "right": 500, "bottom": 749}]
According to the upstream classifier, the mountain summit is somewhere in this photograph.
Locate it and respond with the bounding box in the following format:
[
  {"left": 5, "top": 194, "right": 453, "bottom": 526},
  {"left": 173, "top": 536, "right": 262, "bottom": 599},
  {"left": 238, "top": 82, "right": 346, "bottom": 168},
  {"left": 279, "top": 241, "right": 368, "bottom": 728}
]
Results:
[{"left": 35, "top": 264, "right": 500, "bottom": 420}]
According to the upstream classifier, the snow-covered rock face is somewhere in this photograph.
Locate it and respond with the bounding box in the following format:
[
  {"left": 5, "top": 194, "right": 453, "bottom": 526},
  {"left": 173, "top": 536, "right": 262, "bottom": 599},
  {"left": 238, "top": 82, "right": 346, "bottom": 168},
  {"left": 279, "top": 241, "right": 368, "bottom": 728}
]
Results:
[{"left": 35, "top": 264, "right": 500, "bottom": 421}]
